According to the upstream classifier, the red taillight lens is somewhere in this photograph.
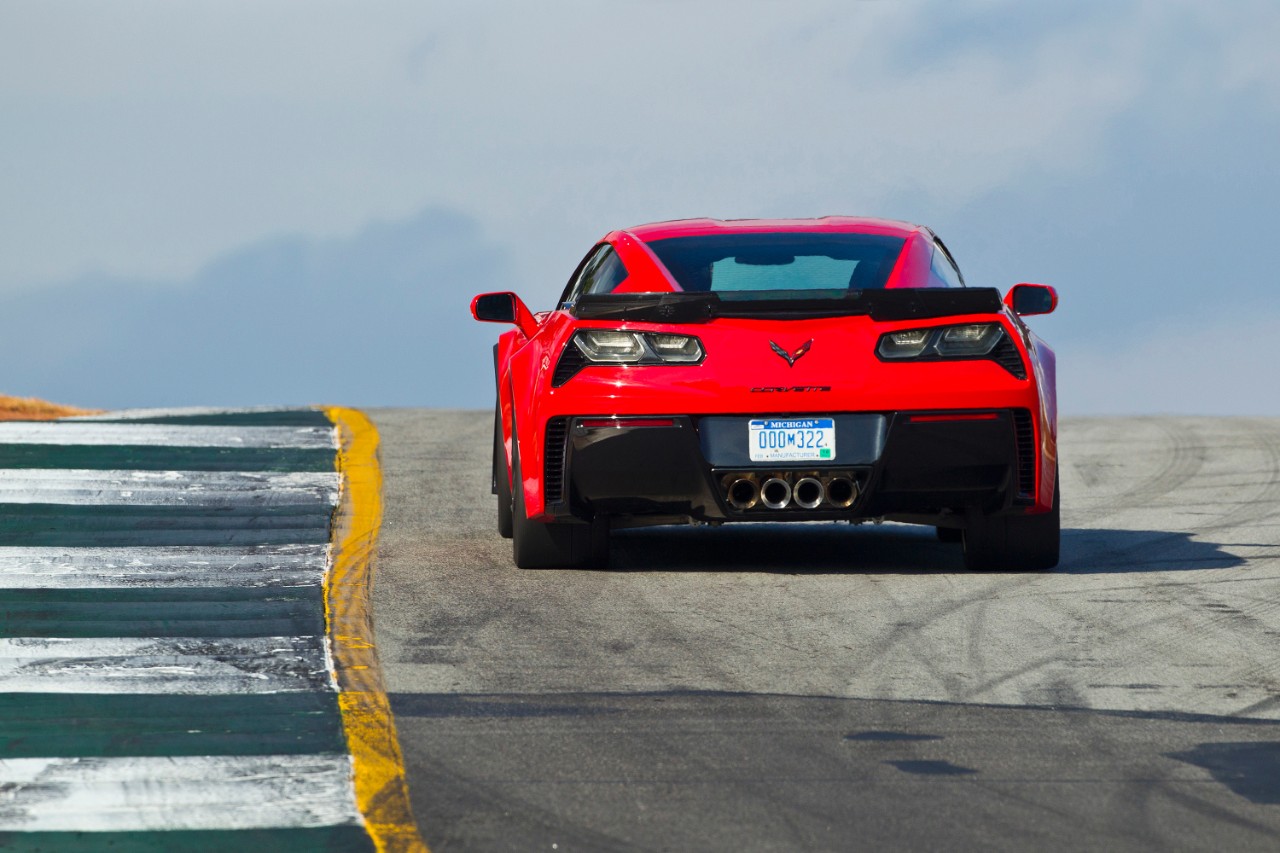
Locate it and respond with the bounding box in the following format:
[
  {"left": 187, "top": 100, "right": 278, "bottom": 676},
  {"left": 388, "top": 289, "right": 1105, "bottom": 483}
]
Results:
[
  {"left": 906, "top": 413, "right": 1000, "bottom": 423},
  {"left": 577, "top": 417, "right": 677, "bottom": 429}
]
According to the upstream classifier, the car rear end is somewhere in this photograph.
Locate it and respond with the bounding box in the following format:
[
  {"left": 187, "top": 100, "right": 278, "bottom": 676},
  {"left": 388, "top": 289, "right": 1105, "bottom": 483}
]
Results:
[
  {"left": 534, "top": 297, "right": 1052, "bottom": 535},
  {"left": 478, "top": 217, "right": 1059, "bottom": 570}
]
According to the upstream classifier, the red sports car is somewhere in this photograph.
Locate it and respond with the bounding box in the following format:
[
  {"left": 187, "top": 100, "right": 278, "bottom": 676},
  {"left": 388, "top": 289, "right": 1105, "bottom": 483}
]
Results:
[{"left": 472, "top": 217, "right": 1058, "bottom": 571}]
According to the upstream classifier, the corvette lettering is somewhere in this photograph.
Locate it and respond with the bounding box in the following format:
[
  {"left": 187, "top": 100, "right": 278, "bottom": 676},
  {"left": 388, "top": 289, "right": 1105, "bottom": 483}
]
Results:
[{"left": 750, "top": 386, "right": 832, "bottom": 392}]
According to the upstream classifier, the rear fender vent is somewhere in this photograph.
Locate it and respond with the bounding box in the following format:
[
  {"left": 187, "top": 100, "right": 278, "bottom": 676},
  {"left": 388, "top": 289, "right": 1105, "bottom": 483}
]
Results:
[
  {"left": 543, "top": 417, "right": 569, "bottom": 504},
  {"left": 991, "top": 334, "right": 1027, "bottom": 379},
  {"left": 1012, "top": 408, "right": 1036, "bottom": 501},
  {"left": 552, "top": 345, "right": 586, "bottom": 386}
]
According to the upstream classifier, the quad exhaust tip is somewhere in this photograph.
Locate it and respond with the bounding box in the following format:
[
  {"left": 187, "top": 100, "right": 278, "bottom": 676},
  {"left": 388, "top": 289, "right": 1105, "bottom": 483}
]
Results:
[
  {"left": 721, "top": 472, "right": 860, "bottom": 511},
  {"left": 793, "top": 477, "right": 824, "bottom": 510},
  {"left": 760, "top": 477, "right": 792, "bottom": 510},
  {"left": 825, "top": 476, "right": 858, "bottom": 508},
  {"left": 726, "top": 476, "right": 761, "bottom": 510}
]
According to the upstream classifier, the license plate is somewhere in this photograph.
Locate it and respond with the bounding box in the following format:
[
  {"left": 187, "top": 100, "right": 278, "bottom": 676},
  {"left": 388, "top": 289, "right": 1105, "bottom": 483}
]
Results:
[{"left": 748, "top": 418, "right": 836, "bottom": 462}]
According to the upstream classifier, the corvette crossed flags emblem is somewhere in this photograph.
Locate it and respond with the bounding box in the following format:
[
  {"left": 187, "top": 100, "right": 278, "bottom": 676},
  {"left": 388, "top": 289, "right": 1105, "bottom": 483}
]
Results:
[{"left": 769, "top": 339, "right": 813, "bottom": 367}]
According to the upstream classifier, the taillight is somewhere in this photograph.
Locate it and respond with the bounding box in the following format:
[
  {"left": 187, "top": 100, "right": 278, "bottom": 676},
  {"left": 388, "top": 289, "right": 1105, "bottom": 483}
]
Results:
[
  {"left": 877, "top": 323, "right": 1004, "bottom": 360},
  {"left": 573, "top": 330, "right": 705, "bottom": 365}
]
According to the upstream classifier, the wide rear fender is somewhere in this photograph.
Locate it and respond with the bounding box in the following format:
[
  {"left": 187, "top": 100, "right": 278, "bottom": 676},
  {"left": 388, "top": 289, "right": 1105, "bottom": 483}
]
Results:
[
  {"left": 505, "top": 313, "right": 580, "bottom": 518},
  {"left": 1029, "top": 334, "right": 1058, "bottom": 509},
  {"left": 493, "top": 328, "right": 525, "bottom": 481}
]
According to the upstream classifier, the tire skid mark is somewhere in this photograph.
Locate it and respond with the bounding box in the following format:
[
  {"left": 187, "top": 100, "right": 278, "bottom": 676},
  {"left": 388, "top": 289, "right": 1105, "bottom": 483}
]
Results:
[
  {"left": 797, "top": 418, "right": 1280, "bottom": 716},
  {"left": 1118, "top": 418, "right": 1206, "bottom": 507},
  {"left": 963, "top": 594, "right": 994, "bottom": 701},
  {"left": 1053, "top": 585, "right": 1277, "bottom": 716},
  {"left": 1019, "top": 572, "right": 1280, "bottom": 599},
  {"left": 1062, "top": 418, "right": 1205, "bottom": 522},
  {"left": 1193, "top": 419, "right": 1280, "bottom": 536},
  {"left": 1178, "top": 420, "right": 1278, "bottom": 536},
  {"left": 1062, "top": 420, "right": 1280, "bottom": 573},
  {"left": 1154, "top": 777, "right": 1280, "bottom": 840},
  {"left": 855, "top": 418, "right": 1170, "bottom": 700},
  {"left": 951, "top": 604, "right": 1200, "bottom": 706},
  {"left": 1135, "top": 421, "right": 1280, "bottom": 715},
  {"left": 858, "top": 574, "right": 1045, "bottom": 701}
]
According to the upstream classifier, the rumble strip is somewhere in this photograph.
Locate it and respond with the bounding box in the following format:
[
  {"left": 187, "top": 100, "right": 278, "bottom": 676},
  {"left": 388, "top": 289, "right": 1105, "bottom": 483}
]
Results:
[{"left": 0, "top": 407, "right": 425, "bottom": 852}]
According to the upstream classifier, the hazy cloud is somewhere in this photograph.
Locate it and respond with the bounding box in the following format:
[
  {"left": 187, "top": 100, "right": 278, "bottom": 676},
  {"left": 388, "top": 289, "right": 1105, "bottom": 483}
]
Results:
[
  {"left": 0, "top": 207, "right": 510, "bottom": 408},
  {"left": 2, "top": 1, "right": 1278, "bottom": 413},
  {"left": 9, "top": 2, "right": 1276, "bottom": 295},
  {"left": 1060, "top": 311, "right": 1280, "bottom": 415}
]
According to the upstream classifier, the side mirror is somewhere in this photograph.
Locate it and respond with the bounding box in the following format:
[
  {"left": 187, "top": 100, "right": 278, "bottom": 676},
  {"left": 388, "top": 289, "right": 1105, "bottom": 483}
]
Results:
[
  {"left": 470, "top": 291, "right": 540, "bottom": 337},
  {"left": 1005, "top": 283, "right": 1057, "bottom": 316},
  {"left": 472, "top": 292, "right": 517, "bottom": 323}
]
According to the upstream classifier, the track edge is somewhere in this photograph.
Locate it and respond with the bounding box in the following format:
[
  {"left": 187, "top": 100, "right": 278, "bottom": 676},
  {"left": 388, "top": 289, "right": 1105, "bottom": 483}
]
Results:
[{"left": 325, "top": 406, "right": 428, "bottom": 853}]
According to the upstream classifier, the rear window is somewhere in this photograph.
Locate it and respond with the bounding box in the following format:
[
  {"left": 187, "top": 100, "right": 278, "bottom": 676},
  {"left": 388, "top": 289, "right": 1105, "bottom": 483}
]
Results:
[{"left": 646, "top": 233, "right": 905, "bottom": 297}]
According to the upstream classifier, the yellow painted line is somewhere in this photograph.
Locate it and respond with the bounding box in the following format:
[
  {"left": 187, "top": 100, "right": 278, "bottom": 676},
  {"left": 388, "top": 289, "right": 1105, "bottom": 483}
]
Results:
[{"left": 325, "top": 407, "right": 429, "bottom": 853}]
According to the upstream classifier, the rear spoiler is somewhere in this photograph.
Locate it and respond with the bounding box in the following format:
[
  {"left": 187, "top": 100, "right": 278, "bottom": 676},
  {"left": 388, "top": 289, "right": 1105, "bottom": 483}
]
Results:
[{"left": 572, "top": 288, "right": 1004, "bottom": 323}]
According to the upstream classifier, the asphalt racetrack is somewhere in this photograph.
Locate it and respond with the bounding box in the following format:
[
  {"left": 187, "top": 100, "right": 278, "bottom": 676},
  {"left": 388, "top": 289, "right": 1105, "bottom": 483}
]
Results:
[{"left": 372, "top": 411, "right": 1280, "bottom": 852}]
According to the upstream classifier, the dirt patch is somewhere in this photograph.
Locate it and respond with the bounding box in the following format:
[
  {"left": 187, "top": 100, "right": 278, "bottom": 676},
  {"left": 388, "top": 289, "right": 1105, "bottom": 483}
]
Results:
[{"left": 0, "top": 394, "right": 101, "bottom": 421}]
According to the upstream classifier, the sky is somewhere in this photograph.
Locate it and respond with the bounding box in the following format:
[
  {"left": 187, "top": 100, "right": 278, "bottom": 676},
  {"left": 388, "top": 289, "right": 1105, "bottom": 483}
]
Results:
[{"left": 2, "top": 0, "right": 1278, "bottom": 414}]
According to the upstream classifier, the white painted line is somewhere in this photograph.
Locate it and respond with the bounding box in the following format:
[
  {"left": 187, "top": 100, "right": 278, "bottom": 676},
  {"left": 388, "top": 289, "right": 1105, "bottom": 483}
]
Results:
[
  {"left": 0, "top": 754, "right": 362, "bottom": 831},
  {"left": 0, "top": 636, "right": 333, "bottom": 694},
  {"left": 0, "top": 469, "right": 339, "bottom": 506},
  {"left": 66, "top": 406, "right": 321, "bottom": 421},
  {"left": 0, "top": 422, "right": 336, "bottom": 449},
  {"left": 0, "top": 545, "right": 328, "bottom": 588}
]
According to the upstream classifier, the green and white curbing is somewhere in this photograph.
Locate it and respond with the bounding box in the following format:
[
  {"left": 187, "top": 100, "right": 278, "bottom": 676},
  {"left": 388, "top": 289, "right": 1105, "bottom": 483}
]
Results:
[{"left": 0, "top": 408, "right": 377, "bottom": 852}]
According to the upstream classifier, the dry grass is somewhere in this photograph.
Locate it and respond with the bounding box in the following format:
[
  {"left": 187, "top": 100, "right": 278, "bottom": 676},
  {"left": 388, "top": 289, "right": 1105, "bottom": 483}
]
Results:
[{"left": 0, "top": 394, "right": 102, "bottom": 421}]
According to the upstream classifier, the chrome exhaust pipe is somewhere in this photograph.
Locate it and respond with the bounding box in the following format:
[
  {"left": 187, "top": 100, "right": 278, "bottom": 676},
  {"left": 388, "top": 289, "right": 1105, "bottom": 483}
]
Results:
[
  {"left": 825, "top": 476, "right": 858, "bottom": 508},
  {"left": 760, "top": 477, "right": 792, "bottom": 510},
  {"left": 726, "top": 476, "right": 761, "bottom": 510},
  {"left": 793, "top": 477, "right": 824, "bottom": 510}
]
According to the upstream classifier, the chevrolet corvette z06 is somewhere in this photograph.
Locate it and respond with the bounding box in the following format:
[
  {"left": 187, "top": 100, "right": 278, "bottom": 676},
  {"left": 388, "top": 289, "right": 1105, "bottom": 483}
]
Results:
[{"left": 472, "top": 217, "right": 1059, "bottom": 571}]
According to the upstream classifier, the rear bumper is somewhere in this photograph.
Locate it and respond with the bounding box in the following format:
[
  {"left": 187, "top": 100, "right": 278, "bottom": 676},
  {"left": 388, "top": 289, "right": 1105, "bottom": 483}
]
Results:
[{"left": 542, "top": 409, "right": 1036, "bottom": 525}]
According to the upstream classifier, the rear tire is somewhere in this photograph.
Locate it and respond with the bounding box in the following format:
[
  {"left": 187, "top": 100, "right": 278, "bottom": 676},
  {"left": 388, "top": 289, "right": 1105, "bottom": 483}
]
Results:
[
  {"left": 935, "top": 526, "right": 962, "bottom": 543},
  {"left": 511, "top": 432, "right": 608, "bottom": 569},
  {"left": 963, "top": 474, "right": 1060, "bottom": 572},
  {"left": 494, "top": 405, "right": 513, "bottom": 539}
]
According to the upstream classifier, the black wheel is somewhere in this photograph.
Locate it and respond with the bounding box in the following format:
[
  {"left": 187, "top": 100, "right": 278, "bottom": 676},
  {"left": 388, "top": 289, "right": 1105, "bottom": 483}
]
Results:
[
  {"left": 963, "top": 473, "right": 1060, "bottom": 572},
  {"left": 935, "top": 526, "right": 962, "bottom": 543},
  {"left": 494, "top": 405, "right": 513, "bottom": 539},
  {"left": 511, "top": 431, "right": 608, "bottom": 569}
]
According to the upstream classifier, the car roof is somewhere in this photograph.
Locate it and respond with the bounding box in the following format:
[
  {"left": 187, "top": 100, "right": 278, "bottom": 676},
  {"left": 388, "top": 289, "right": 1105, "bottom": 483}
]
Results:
[{"left": 625, "top": 216, "right": 928, "bottom": 242}]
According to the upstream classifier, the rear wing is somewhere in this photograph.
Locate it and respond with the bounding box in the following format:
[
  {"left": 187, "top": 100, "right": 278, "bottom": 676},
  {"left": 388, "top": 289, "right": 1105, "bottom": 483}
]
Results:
[{"left": 572, "top": 288, "right": 1004, "bottom": 323}]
